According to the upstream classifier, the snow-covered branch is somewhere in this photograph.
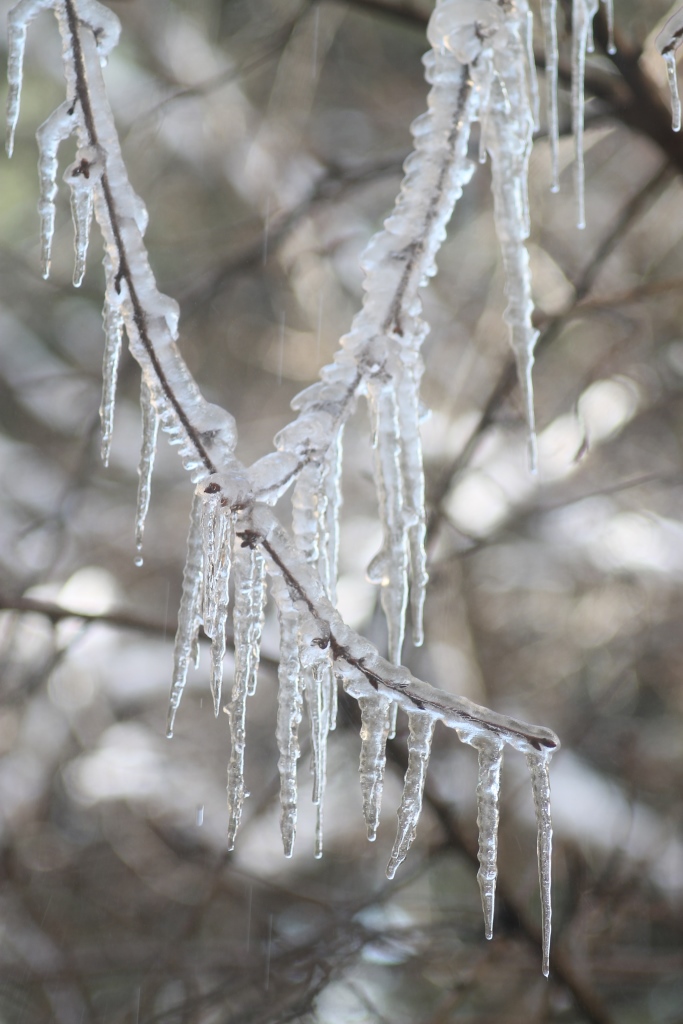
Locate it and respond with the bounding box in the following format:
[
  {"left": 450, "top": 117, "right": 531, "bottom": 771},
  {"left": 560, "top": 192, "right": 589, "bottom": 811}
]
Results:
[{"left": 6, "top": 0, "right": 563, "bottom": 974}]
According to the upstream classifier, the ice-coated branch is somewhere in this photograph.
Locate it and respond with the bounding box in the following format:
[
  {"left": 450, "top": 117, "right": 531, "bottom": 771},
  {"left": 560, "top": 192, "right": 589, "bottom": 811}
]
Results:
[
  {"left": 251, "top": 32, "right": 479, "bottom": 670},
  {"left": 6, "top": 0, "right": 559, "bottom": 971}
]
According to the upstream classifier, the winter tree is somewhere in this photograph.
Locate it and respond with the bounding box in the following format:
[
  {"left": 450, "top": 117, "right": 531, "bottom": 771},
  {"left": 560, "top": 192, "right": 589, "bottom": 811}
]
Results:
[{"left": 0, "top": 1, "right": 682, "bottom": 1022}]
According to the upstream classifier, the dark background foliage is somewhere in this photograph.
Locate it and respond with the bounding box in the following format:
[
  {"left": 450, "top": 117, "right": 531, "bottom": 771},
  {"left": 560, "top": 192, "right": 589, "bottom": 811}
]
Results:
[{"left": 0, "top": 1, "right": 682, "bottom": 1021}]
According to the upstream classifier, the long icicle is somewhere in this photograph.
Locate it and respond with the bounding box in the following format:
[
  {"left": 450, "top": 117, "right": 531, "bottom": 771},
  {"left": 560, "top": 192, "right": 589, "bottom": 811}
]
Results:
[
  {"left": 271, "top": 572, "right": 303, "bottom": 857},
  {"left": 166, "top": 492, "right": 204, "bottom": 738},
  {"left": 571, "top": 1, "right": 599, "bottom": 230},
  {"left": 226, "top": 537, "right": 256, "bottom": 848},
  {"left": 135, "top": 379, "right": 159, "bottom": 566},
  {"left": 209, "top": 512, "right": 233, "bottom": 717},
  {"left": 100, "top": 285, "right": 124, "bottom": 468},
  {"left": 471, "top": 736, "right": 504, "bottom": 940},
  {"left": 540, "top": 0, "right": 560, "bottom": 191},
  {"left": 358, "top": 694, "right": 392, "bottom": 841},
  {"left": 527, "top": 750, "right": 554, "bottom": 977},
  {"left": 36, "top": 101, "right": 75, "bottom": 278},
  {"left": 386, "top": 712, "right": 435, "bottom": 879}
]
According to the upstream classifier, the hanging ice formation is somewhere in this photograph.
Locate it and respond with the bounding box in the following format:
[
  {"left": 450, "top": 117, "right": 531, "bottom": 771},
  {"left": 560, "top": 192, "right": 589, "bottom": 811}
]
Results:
[
  {"left": 7, "top": 0, "right": 568, "bottom": 974},
  {"left": 657, "top": 6, "right": 683, "bottom": 133}
]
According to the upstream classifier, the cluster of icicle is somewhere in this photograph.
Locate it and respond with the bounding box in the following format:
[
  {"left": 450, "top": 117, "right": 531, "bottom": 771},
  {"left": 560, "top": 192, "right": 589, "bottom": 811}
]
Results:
[{"left": 6, "top": 0, "right": 568, "bottom": 975}]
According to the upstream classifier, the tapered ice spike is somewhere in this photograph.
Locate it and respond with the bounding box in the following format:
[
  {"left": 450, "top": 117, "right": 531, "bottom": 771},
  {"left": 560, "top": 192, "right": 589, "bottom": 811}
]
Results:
[
  {"left": 526, "top": 750, "right": 554, "bottom": 977},
  {"left": 226, "top": 540, "right": 259, "bottom": 849},
  {"left": 37, "top": 102, "right": 75, "bottom": 278},
  {"left": 245, "top": 549, "right": 266, "bottom": 697},
  {"left": 208, "top": 516, "right": 232, "bottom": 716},
  {"left": 663, "top": 52, "right": 682, "bottom": 133},
  {"left": 6, "top": 0, "right": 53, "bottom": 157},
  {"left": 358, "top": 694, "right": 392, "bottom": 840},
  {"left": 320, "top": 430, "right": 343, "bottom": 602},
  {"left": 525, "top": 10, "right": 540, "bottom": 131},
  {"left": 100, "top": 293, "right": 123, "bottom": 467},
  {"left": 386, "top": 712, "right": 435, "bottom": 879},
  {"left": 472, "top": 737, "right": 504, "bottom": 940},
  {"left": 135, "top": 380, "right": 159, "bottom": 566},
  {"left": 272, "top": 576, "right": 303, "bottom": 857},
  {"left": 68, "top": 171, "right": 94, "bottom": 287},
  {"left": 396, "top": 359, "right": 428, "bottom": 647},
  {"left": 571, "top": 1, "right": 599, "bottom": 229},
  {"left": 540, "top": 0, "right": 560, "bottom": 192},
  {"left": 366, "top": 380, "right": 409, "bottom": 668},
  {"left": 601, "top": 0, "right": 616, "bottom": 55},
  {"left": 167, "top": 493, "right": 204, "bottom": 738}
]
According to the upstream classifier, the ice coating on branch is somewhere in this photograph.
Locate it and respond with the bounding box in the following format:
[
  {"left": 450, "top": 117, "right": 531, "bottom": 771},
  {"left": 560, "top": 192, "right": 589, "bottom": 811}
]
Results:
[
  {"left": 572, "top": 0, "right": 599, "bottom": 229},
  {"left": 275, "top": 25, "right": 478, "bottom": 662},
  {"left": 540, "top": 0, "right": 560, "bottom": 191},
  {"left": 358, "top": 694, "right": 392, "bottom": 840},
  {"left": 135, "top": 379, "right": 159, "bottom": 566},
  {"left": 527, "top": 750, "right": 553, "bottom": 977},
  {"left": 386, "top": 712, "right": 435, "bottom": 879},
  {"left": 656, "top": 8, "right": 683, "bottom": 133},
  {"left": 10, "top": 0, "right": 564, "bottom": 973},
  {"left": 466, "top": 735, "right": 504, "bottom": 940},
  {"left": 167, "top": 493, "right": 204, "bottom": 738},
  {"left": 37, "top": 101, "right": 75, "bottom": 277}
]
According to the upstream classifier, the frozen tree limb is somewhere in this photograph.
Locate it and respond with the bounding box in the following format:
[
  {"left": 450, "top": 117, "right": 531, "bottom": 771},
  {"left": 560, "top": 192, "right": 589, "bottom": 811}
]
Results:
[{"left": 6, "top": 0, "right": 560, "bottom": 971}]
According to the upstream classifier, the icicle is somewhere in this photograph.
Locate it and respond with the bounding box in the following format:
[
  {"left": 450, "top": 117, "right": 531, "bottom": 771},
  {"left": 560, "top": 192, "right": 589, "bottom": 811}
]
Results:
[
  {"left": 100, "top": 291, "right": 123, "bottom": 467},
  {"left": 272, "top": 575, "right": 303, "bottom": 857},
  {"left": 656, "top": 9, "right": 683, "bottom": 135},
  {"left": 246, "top": 548, "right": 266, "bottom": 697},
  {"left": 302, "top": 653, "right": 331, "bottom": 858},
  {"left": 358, "top": 694, "right": 392, "bottom": 841},
  {"left": 482, "top": 1, "right": 539, "bottom": 469},
  {"left": 366, "top": 379, "right": 408, "bottom": 665},
  {"left": 134, "top": 379, "right": 159, "bottom": 566},
  {"left": 601, "top": 0, "right": 616, "bottom": 55},
  {"left": 36, "top": 102, "right": 75, "bottom": 278},
  {"left": 6, "top": 0, "right": 54, "bottom": 157},
  {"left": 526, "top": 750, "right": 553, "bottom": 977},
  {"left": 663, "top": 52, "right": 682, "bottom": 133},
  {"left": 292, "top": 463, "right": 321, "bottom": 566},
  {"left": 64, "top": 151, "right": 97, "bottom": 288},
  {"left": 319, "top": 429, "right": 343, "bottom": 601},
  {"left": 387, "top": 700, "right": 399, "bottom": 741},
  {"left": 571, "top": 0, "right": 599, "bottom": 229},
  {"left": 166, "top": 493, "right": 204, "bottom": 738},
  {"left": 201, "top": 494, "right": 221, "bottom": 629},
  {"left": 525, "top": 10, "right": 540, "bottom": 131},
  {"left": 328, "top": 668, "right": 338, "bottom": 732},
  {"left": 471, "top": 736, "right": 504, "bottom": 940},
  {"left": 396, "top": 357, "right": 427, "bottom": 647},
  {"left": 540, "top": 0, "right": 559, "bottom": 191},
  {"left": 386, "top": 712, "right": 435, "bottom": 878},
  {"left": 226, "top": 538, "right": 259, "bottom": 849},
  {"left": 208, "top": 512, "right": 233, "bottom": 717}
]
